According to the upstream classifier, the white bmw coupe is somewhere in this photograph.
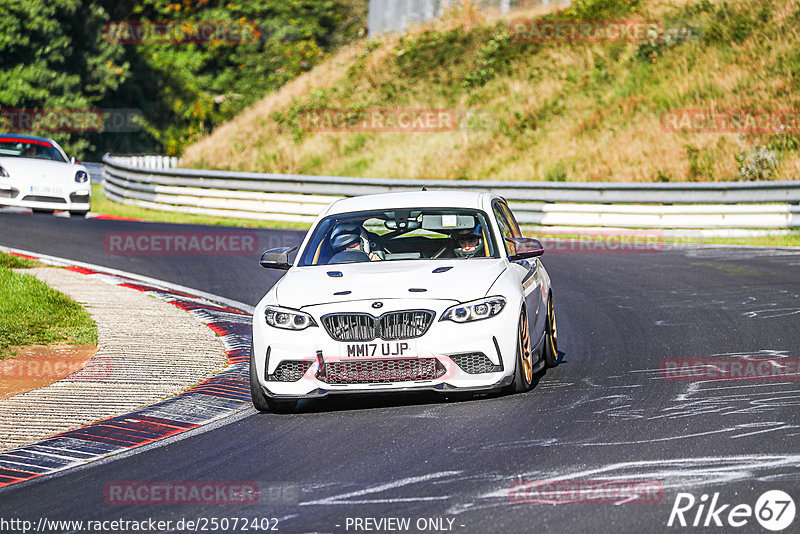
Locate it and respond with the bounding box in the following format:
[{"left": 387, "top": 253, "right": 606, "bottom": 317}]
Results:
[
  {"left": 251, "top": 191, "right": 558, "bottom": 412},
  {"left": 0, "top": 134, "right": 91, "bottom": 216}
]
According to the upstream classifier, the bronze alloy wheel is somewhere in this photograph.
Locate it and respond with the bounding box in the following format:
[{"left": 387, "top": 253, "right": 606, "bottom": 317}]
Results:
[
  {"left": 544, "top": 294, "right": 558, "bottom": 368},
  {"left": 513, "top": 308, "right": 534, "bottom": 392}
]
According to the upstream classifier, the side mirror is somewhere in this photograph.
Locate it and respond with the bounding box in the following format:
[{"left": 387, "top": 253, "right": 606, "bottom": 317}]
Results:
[
  {"left": 70, "top": 156, "right": 76, "bottom": 164},
  {"left": 259, "top": 246, "right": 297, "bottom": 270},
  {"left": 506, "top": 238, "right": 544, "bottom": 262}
]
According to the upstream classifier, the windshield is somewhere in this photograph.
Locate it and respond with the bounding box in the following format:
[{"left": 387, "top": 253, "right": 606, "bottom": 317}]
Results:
[
  {"left": 0, "top": 137, "right": 66, "bottom": 163},
  {"left": 298, "top": 208, "right": 498, "bottom": 266}
]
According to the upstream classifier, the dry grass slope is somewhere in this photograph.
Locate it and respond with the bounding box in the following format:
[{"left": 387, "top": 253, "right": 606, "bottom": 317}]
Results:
[{"left": 183, "top": 0, "right": 800, "bottom": 182}]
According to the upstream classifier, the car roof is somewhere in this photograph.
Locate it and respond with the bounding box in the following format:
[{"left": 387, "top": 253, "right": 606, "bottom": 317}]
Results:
[
  {"left": 0, "top": 133, "right": 57, "bottom": 144},
  {"left": 324, "top": 190, "right": 500, "bottom": 216}
]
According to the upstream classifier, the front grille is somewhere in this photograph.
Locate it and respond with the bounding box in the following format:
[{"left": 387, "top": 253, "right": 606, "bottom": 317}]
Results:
[
  {"left": 322, "top": 314, "right": 377, "bottom": 342},
  {"left": 0, "top": 187, "right": 18, "bottom": 199},
  {"left": 451, "top": 352, "right": 501, "bottom": 374},
  {"left": 267, "top": 360, "right": 312, "bottom": 382},
  {"left": 380, "top": 311, "right": 434, "bottom": 340},
  {"left": 21, "top": 195, "right": 66, "bottom": 204},
  {"left": 318, "top": 358, "right": 446, "bottom": 384},
  {"left": 322, "top": 310, "right": 434, "bottom": 342}
]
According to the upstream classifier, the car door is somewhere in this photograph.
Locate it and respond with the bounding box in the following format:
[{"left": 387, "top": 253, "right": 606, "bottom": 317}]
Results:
[{"left": 493, "top": 200, "right": 546, "bottom": 346}]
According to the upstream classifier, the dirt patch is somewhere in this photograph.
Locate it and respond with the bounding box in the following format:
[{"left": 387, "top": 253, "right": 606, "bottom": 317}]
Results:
[{"left": 0, "top": 344, "right": 98, "bottom": 399}]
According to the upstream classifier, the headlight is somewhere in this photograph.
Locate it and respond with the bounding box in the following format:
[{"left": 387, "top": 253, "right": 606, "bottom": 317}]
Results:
[
  {"left": 264, "top": 305, "right": 317, "bottom": 330},
  {"left": 440, "top": 296, "right": 506, "bottom": 323},
  {"left": 75, "top": 170, "right": 88, "bottom": 183},
  {"left": 0, "top": 165, "right": 9, "bottom": 178}
]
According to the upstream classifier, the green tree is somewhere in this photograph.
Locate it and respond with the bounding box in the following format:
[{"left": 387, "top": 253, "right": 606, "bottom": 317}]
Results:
[
  {"left": 0, "top": 0, "right": 367, "bottom": 158},
  {"left": 0, "top": 0, "right": 129, "bottom": 156},
  {"left": 100, "top": 0, "right": 367, "bottom": 156}
]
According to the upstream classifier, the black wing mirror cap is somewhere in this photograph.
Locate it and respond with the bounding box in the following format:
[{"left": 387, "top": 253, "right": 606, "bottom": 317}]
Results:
[
  {"left": 506, "top": 237, "right": 545, "bottom": 262},
  {"left": 259, "top": 246, "right": 298, "bottom": 270}
]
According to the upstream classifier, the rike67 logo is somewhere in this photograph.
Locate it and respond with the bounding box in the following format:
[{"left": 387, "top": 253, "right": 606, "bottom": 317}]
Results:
[{"left": 668, "top": 490, "right": 795, "bottom": 531}]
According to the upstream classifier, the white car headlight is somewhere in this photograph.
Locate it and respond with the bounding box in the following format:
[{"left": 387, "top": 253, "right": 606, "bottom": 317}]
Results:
[
  {"left": 0, "top": 165, "right": 9, "bottom": 178},
  {"left": 75, "top": 170, "right": 88, "bottom": 183},
  {"left": 440, "top": 296, "right": 506, "bottom": 323},
  {"left": 264, "top": 305, "right": 317, "bottom": 331}
]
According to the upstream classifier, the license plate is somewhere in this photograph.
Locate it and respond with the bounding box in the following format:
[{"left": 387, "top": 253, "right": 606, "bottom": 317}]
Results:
[
  {"left": 30, "top": 184, "right": 62, "bottom": 196},
  {"left": 340, "top": 341, "right": 416, "bottom": 358}
]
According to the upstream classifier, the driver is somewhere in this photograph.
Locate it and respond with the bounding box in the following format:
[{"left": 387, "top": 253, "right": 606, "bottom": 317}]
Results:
[
  {"left": 452, "top": 224, "right": 484, "bottom": 258},
  {"left": 330, "top": 223, "right": 382, "bottom": 261}
]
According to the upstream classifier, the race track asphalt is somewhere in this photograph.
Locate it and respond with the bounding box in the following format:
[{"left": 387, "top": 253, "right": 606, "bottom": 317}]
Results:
[{"left": 1, "top": 210, "right": 799, "bottom": 533}]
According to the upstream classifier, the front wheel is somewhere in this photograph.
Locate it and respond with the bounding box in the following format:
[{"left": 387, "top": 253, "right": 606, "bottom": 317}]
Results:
[
  {"left": 249, "top": 344, "right": 297, "bottom": 413},
  {"left": 32, "top": 209, "right": 54, "bottom": 215},
  {"left": 512, "top": 308, "right": 535, "bottom": 393},
  {"left": 69, "top": 210, "right": 89, "bottom": 218},
  {"left": 543, "top": 293, "right": 558, "bottom": 368}
]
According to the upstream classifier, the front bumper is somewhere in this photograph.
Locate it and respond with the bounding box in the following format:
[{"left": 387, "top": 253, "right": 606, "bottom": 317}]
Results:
[
  {"left": 252, "top": 299, "right": 528, "bottom": 399},
  {"left": 260, "top": 373, "right": 516, "bottom": 400},
  {"left": 0, "top": 182, "right": 91, "bottom": 211}
]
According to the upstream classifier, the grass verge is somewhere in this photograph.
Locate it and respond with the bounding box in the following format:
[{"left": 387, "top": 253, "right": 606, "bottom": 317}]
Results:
[
  {"left": 0, "top": 252, "right": 98, "bottom": 358},
  {"left": 686, "top": 231, "right": 800, "bottom": 247},
  {"left": 0, "top": 253, "right": 38, "bottom": 269}
]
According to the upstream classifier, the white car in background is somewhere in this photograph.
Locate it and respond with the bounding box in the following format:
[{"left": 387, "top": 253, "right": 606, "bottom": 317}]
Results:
[
  {"left": 251, "top": 191, "right": 558, "bottom": 413},
  {"left": 0, "top": 134, "right": 91, "bottom": 216}
]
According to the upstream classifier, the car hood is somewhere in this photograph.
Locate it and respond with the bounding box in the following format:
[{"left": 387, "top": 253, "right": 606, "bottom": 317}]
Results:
[
  {"left": 0, "top": 157, "right": 82, "bottom": 180},
  {"left": 276, "top": 259, "right": 508, "bottom": 309}
]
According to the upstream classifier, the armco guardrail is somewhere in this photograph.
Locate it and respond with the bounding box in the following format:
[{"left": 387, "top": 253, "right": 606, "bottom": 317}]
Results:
[{"left": 102, "top": 154, "right": 800, "bottom": 229}]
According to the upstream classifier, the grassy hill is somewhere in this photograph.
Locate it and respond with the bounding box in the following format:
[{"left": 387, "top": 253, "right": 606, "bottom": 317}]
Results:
[{"left": 182, "top": 0, "right": 800, "bottom": 182}]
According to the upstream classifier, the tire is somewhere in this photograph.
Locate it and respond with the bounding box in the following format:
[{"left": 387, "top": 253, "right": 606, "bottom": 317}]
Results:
[
  {"left": 69, "top": 210, "right": 89, "bottom": 218},
  {"left": 543, "top": 293, "right": 559, "bottom": 368},
  {"left": 249, "top": 344, "right": 297, "bottom": 413},
  {"left": 32, "top": 209, "right": 54, "bottom": 215},
  {"left": 512, "top": 307, "right": 535, "bottom": 393}
]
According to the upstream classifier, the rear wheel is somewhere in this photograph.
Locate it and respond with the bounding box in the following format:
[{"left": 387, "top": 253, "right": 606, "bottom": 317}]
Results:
[
  {"left": 512, "top": 308, "right": 535, "bottom": 393},
  {"left": 249, "top": 344, "right": 297, "bottom": 413},
  {"left": 543, "top": 294, "right": 558, "bottom": 368}
]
